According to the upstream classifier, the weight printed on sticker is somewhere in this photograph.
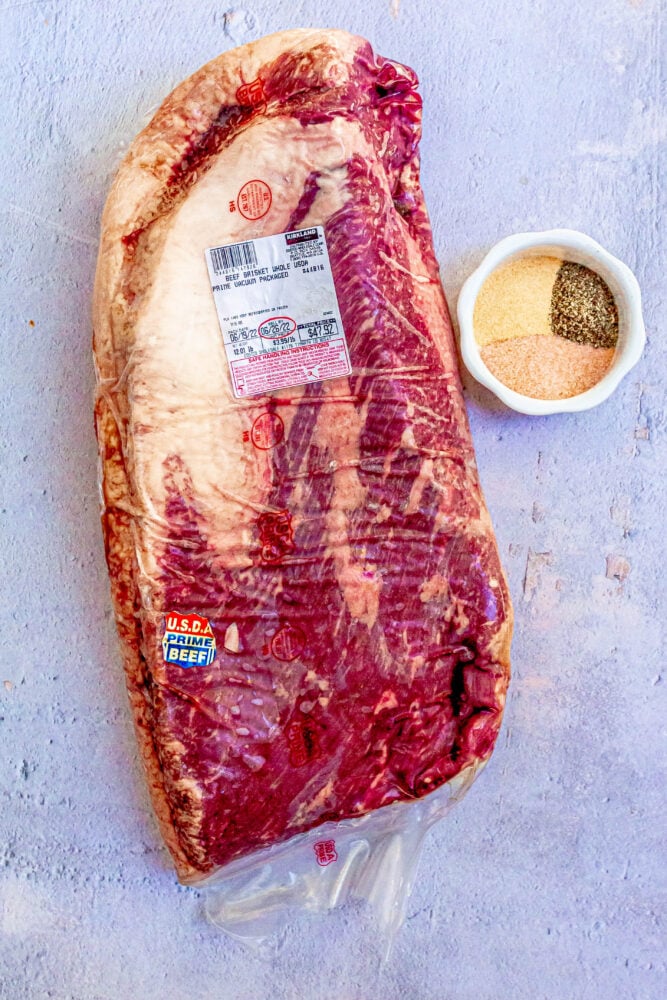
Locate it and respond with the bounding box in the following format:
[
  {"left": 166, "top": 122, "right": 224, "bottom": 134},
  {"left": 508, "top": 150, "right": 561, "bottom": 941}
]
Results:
[{"left": 205, "top": 227, "right": 352, "bottom": 399}]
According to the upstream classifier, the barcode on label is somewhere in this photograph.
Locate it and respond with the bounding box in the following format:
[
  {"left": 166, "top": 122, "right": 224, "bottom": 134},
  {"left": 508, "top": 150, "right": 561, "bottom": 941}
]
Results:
[{"left": 210, "top": 241, "right": 258, "bottom": 273}]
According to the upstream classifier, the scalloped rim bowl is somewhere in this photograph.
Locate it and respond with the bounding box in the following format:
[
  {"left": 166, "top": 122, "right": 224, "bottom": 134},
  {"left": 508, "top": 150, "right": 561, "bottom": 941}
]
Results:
[{"left": 457, "top": 229, "right": 646, "bottom": 415}]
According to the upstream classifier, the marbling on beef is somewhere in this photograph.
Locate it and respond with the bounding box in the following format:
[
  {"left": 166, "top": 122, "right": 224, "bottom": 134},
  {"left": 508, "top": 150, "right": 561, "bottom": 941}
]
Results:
[{"left": 93, "top": 29, "right": 512, "bottom": 883}]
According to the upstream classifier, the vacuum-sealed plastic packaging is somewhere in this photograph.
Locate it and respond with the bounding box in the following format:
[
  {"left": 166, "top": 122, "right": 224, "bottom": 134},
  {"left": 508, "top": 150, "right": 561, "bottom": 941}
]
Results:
[{"left": 93, "top": 28, "right": 512, "bottom": 941}]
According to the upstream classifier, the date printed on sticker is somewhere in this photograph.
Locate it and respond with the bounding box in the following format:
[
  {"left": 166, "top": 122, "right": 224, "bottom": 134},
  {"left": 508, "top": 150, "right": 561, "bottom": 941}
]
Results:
[{"left": 205, "top": 227, "right": 352, "bottom": 398}]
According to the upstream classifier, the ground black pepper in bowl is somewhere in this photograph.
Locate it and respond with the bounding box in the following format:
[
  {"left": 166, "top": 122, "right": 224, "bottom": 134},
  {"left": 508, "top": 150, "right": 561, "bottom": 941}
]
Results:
[{"left": 550, "top": 262, "right": 619, "bottom": 349}]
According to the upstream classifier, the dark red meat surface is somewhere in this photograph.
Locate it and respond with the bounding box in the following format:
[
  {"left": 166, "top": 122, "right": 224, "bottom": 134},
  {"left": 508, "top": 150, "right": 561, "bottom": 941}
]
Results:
[{"left": 93, "top": 29, "right": 512, "bottom": 882}]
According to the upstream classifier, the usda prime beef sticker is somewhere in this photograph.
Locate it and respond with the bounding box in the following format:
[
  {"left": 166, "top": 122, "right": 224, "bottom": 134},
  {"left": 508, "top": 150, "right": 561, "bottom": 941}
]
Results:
[{"left": 162, "top": 612, "right": 216, "bottom": 668}]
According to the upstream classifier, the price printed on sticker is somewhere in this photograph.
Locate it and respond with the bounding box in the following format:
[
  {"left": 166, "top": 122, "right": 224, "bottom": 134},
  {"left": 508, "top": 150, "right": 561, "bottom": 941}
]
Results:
[{"left": 205, "top": 227, "right": 352, "bottom": 399}]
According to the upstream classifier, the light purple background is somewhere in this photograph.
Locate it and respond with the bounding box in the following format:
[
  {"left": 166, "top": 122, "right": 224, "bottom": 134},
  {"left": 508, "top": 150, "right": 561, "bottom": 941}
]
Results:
[{"left": 1, "top": 2, "right": 665, "bottom": 998}]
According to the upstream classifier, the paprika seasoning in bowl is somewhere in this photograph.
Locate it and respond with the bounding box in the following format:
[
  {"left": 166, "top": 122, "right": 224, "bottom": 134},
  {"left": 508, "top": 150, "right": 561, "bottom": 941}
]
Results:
[{"left": 457, "top": 229, "right": 646, "bottom": 415}]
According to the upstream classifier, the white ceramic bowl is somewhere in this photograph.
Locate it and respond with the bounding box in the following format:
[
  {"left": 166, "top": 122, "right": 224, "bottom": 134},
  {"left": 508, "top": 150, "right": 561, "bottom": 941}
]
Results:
[{"left": 457, "top": 229, "right": 646, "bottom": 415}]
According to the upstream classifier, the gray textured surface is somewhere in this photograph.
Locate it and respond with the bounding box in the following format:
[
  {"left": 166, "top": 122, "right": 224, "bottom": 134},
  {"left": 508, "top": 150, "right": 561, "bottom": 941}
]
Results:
[{"left": 1, "top": 1, "right": 665, "bottom": 998}]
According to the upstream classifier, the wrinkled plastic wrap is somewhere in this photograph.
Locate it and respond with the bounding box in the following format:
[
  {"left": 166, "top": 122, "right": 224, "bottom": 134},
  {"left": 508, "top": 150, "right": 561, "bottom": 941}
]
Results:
[
  {"left": 204, "top": 762, "right": 483, "bottom": 949},
  {"left": 93, "top": 28, "right": 512, "bottom": 943}
]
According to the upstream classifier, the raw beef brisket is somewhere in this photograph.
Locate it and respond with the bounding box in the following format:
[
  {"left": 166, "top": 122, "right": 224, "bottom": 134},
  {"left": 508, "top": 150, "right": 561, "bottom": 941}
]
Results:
[{"left": 93, "top": 29, "right": 512, "bottom": 883}]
